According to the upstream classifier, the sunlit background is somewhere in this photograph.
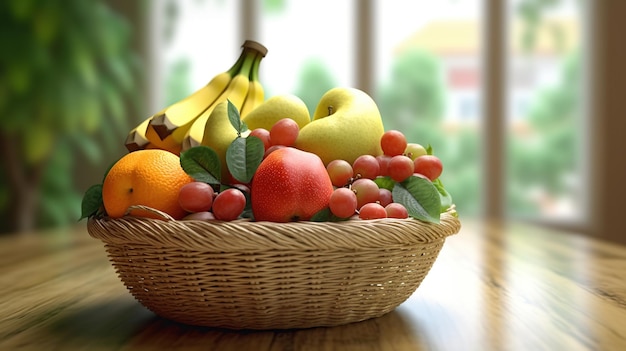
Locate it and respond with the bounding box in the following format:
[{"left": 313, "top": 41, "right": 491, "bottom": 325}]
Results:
[{"left": 0, "top": 0, "right": 594, "bottom": 236}]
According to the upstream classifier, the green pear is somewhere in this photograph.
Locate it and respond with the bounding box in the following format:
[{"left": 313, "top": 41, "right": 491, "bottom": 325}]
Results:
[
  {"left": 294, "top": 87, "right": 384, "bottom": 165},
  {"left": 241, "top": 94, "right": 310, "bottom": 131},
  {"left": 201, "top": 100, "right": 238, "bottom": 181}
]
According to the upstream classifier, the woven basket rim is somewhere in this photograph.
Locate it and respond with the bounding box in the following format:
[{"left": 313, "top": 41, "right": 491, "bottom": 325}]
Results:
[{"left": 87, "top": 206, "right": 461, "bottom": 251}]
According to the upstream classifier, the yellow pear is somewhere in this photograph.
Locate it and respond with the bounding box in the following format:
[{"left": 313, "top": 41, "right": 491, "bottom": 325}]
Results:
[
  {"left": 241, "top": 94, "right": 310, "bottom": 131},
  {"left": 201, "top": 101, "right": 238, "bottom": 181},
  {"left": 294, "top": 87, "right": 384, "bottom": 165}
]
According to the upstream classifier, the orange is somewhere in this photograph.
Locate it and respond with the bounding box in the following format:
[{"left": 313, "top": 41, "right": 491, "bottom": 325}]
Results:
[{"left": 102, "top": 149, "right": 194, "bottom": 220}]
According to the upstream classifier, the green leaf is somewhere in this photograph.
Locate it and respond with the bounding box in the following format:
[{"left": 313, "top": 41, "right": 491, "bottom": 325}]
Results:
[
  {"left": 392, "top": 175, "right": 441, "bottom": 223},
  {"left": 426, "top": 144, "right": 434, "bottom": 155},
  {"left": 180, "top": 146, "right": 221, "bottom": 184},
  {"left": 227, "top": 99, "right": 247, "bottom": 135},
  {"left": 80, "top": 184, "right": 103, "bottom": 220},
  {"left": 310, "top": 207, "right": 348, "bottom": 222},
  {"left": 433, "top": 178, "right": 453, "bottom": 213},
  {"left": 311, "top": 207, "right": 332, "bottom": 222},
  {"left": 226, "top": 136, "right": 265, "bottom": 184},
  {"left": 374, "top": 176, "right": 396, "bottom": 191}
]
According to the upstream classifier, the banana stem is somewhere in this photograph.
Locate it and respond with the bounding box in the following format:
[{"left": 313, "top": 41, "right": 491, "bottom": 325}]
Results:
[
  {"left": 226, "top": 50, "right": 247, "bottom": 77},
  {"left": 236, "top": 51, "right": 256, "bottom": 78},
  {"left": 249, "top": 53, "right": 262, "bottom": 81},
  {"left": 227, "top": 40, "right": 267, "bottom": 78}
]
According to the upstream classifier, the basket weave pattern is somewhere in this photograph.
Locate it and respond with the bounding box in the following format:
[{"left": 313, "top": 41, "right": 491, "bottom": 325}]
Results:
[{"left": 87, "top": 208, "right": 461, "bottom": 330}]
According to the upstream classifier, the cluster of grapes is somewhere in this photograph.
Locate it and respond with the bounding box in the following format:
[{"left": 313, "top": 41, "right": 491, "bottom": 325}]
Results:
[
  {"left": 326, "top": 130, "right": 443, "bottom": 220},
  {"left": 249, "top": 117, "right": 300, "bottom": 157},
  {"left": 178, "top": 184, "right": 246, "bottom": 221},
  {"left": 176, "top": 118, "right": 301, "bottom": 221}
]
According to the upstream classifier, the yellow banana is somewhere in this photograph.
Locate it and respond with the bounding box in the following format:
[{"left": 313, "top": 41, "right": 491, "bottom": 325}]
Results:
[
  {"left": 124, "top": 40, "right": 268, "bottom": 155},
  {"left": 182, "top": 51, "right": 257, "bottom": 150},
  {"left": 123, "top": 70, "right": 232, "bottom": 155},
  {"left": 142, "top": 41, "right": 253, "bottom": 151},
  {"left": 124, "top": 115, "right": 154, "bottom": 152},
  {"left": 239, "top": 53, "right": 265, "bottom": 119},
  {"left": 146, "top": 70, "right": 232, "bottom": 144},
  {"left": 127, "top": 107, "right": 185, "bottom": 154}
]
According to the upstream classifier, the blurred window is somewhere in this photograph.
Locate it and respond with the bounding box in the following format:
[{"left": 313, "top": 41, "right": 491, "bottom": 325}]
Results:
[{"left": 505, "top": 0, "right": 588, "bottom": 224}]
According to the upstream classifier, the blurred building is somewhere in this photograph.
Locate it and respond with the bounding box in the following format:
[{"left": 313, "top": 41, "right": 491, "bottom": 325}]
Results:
[{"left": 395, "top": 18, "right": 579, "bottom": 132}]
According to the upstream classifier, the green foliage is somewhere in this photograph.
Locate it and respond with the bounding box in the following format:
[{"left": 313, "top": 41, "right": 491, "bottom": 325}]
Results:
[
  {"left": 262, "top": 0, "right": 287, "bottom": 13},
  {"left": 294, "top": 58, "right": 338, "bottom": 116},
  {"left": 516, "top": 0, "right": 568, "bottom": 52},
  {"left": 164, "top": 58, "right": 193, "bottom": 105},
  {"left": 379, "top": 49, "right": 446, "bottom": 123},
  {"left": 0, "top": 0, "right": 140, "bottom": 232}
]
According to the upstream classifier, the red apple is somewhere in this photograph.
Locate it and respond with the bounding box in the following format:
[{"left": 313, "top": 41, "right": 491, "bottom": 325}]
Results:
[{"left": 251, "top": 147, "right": 334, "bottom": 222}]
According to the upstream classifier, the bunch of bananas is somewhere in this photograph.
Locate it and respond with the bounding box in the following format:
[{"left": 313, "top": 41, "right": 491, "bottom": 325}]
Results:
[{"left": 125, "top": 40, "right": 268, "bottom": 154}]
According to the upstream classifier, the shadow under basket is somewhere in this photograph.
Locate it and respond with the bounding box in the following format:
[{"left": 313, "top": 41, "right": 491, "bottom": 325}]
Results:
[{"left": 87, "top": 206, "right": 461, "bottom": 330}]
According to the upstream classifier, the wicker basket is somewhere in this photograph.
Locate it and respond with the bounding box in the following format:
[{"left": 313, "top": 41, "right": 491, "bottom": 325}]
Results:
[{"left": 87, "top": 206, "right": 461, "bottom": 330}]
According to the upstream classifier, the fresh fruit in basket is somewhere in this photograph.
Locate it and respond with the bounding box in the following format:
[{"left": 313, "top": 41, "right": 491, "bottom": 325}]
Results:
[
  {"left": 83, "top": 40, "right": 462, "bottom": 332},
  {"left": 80, "top": 40, "right": 456, "bottom": 225}
]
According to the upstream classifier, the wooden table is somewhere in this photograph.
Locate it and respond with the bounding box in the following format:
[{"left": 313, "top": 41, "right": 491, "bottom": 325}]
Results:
[{"left": 1, "top": 219, "right": 625, "bottom": 350}]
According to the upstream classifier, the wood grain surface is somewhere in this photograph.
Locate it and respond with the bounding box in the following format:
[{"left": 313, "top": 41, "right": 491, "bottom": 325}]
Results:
[{"left": 1, "top": 220, "right": 625, "bottom": 350}]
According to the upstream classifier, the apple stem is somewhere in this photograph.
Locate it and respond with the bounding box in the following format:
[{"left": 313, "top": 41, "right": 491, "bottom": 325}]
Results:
[{"left": 328, "top": 106, "right": 334, "bottom": 115}]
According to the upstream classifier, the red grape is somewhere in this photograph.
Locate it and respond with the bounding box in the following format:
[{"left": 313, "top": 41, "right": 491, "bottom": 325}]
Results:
[
  {"left": 385, "top": 203, "right": 408, "bottom": 219},
  {"left": 352, "top": 155, "right": 380, "bottom": 180},
  {"left": 351, "top": 178, "right": 380, "bottom": 209},
  {"left": 249, "top": 128, "right": 271, "bottom": 150},
  {"left": 327, "top": 159, "right": 354, "bottom": 187},
  {"left": 376, "top": 155, "right": 391, "bottom": 176},
  {"left": 329, "top": 187, "right": 358, "bottom": 218},
  {"left": 270, "top": 118, "right": 299, "bottom": 146},
  {"left": 178, "top": 182, "right": 214, "bottom": 213},
  {"left": 414, "top": 155, "right": 443, "bottom": 181},
  {"left": 380, "top": 130, "right": 407, "bottom": 156},
  {"left": 359, "top": 203, "right": 387, "bottom": 220},
  {"left": 388, "top": 155, "right": 415, "bottom": 182},
  {"left": 212, "top": 188, "right": 246, "bottom": 221},
  {"left": 378, "top": 188, "right": 393, "bottom": 207}
]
